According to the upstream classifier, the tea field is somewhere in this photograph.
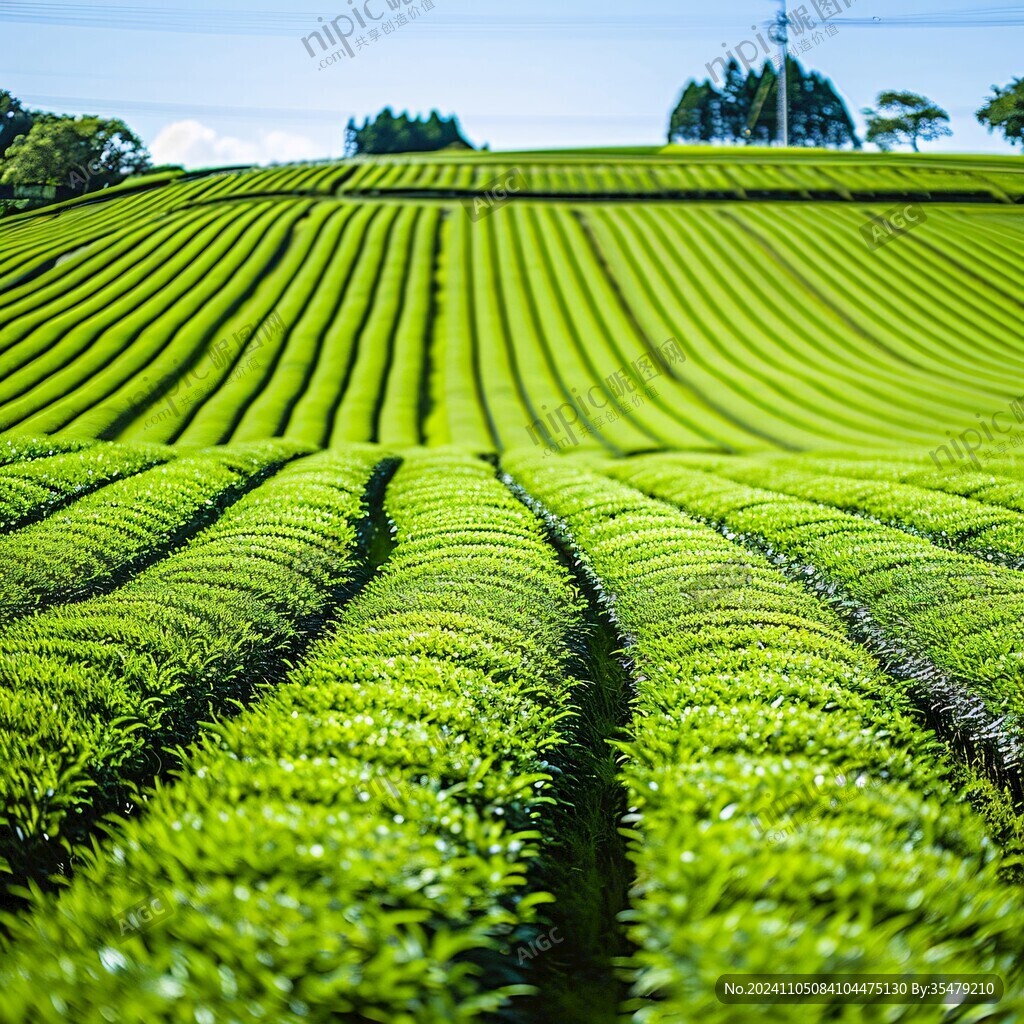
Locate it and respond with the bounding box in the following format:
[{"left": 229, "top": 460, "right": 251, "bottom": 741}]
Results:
[{"left": 1, "top": 148, "right": 1023, "bottom": 1022}]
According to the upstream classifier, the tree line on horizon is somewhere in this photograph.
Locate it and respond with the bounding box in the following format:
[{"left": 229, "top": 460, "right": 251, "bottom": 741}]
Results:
[
  {"left": 344, "top": 109, "right": 474, "bottom": 157},
  {"left": 668, "top": 59, "right": 1024, "bottom": 151},
  {"left": 1, "top": 60, "right": 1022, "bottom": 217},
  {"left": 669, "top": 58, "right": 860, "bottom": 148}
]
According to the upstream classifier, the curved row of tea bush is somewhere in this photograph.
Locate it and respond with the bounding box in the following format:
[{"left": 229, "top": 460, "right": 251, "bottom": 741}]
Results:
[
  {"left": 27, "top": 202, "right": 313, "bottom": 441},
  {"left": 128, "top": 200, "right": 355, "bottom": 447},
  {"left": 0, "top": 441, "right": 172, "bottom": 531},
  {"left": 0, "top": 452, "right": 593, "bottom": 1023},
  {"left": 228, "top": 203, "right": 405, "bottom": 450},
  {"left": 0, "top": 203, "right": 268, "bottom": 433},
  {"left": 0, "top": 201, "right": 155, "bottom": 287},
  {"left": 683, "top": 456, "right": 1024, "bottom": 568},
  {"left": 0, "top": 205, "right": 226, "bottom": 361},
  {"left": 0, "top": 177, "right": 228, "bottom": 296},
  {"left": 0, "top": 441, "right": 302, "bottom": 626},
  {"left": 6, "top": 151, "right": 1019, "bottom": 224},
  {"left": 375, "top": 206, "right": 442, "bottom": 448},
  {"left": 330, "top": 152, "right": 1022, "bottom": 202},
  {"left": 737, "top": 205, "right": 1020, "bottom": 394},
  {"left": 504, "top": 453, "right": 1024, "bottom": 1022},
  {"left": 0, "top": 446, "right": 383, "bottom": 895},
  {"left": 2, "top": 166, "right": 1021, "bottom": 455},
  {"left": 603, "top": 455, "right": 1024, "bottom": 780},
  {"left": 226, "top": 201, "right": 434, "bottom": 450},
  {"left": 767, "top": 452, "right": 1024, "bottom": 516},
  {"left": 167, "top": 203, "right": 371, "bottom": 446},
  {"left": 328, "top": 206, "right": 435, "bottom": 447},
  {"left": 0, "top": 434, "right": 95, "bottom": 467},
  {"left": 581, "top": 205, "right": 1015, "bottom": 449}
]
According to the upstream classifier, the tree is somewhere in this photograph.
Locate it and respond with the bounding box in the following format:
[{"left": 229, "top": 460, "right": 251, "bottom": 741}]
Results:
[
  {"left": 668, "top": 81, "right": 718, "bottom": 143},
  {"left": 977, "top": 77, "right": 1024, "bottom": 148},
  {"left": 862, "top": 91, "right": 952, "bottom": 152},
  {"left": 719, "top": 59, "right": 749, "bottom": 141},
  {"left": 0, "top": 115, "right": 150, "bottom": 190},
  {"left": 345, "top": 109, "right": 473, "bottom": 156},
  {"left": 344, "top": 117, "right": 360, "bottom": 159},
  {"left": 422, "top": 110, "right": 446, "bottom": 149},
  {"left": 371, "top": 107, "right": 398, "bottom": 154},
  {"left": 0, "top": 90, "right": 36, "bottom": 159},
  {"left": 667, "top": 58, "right": 859, "bottom": 149},
  {"left": 740, "top": 64, "right": 773, "bottom": 144},
  {"left": 742, "top": 63, "right": 778, "bottom": 144},
  {"left": 799, "top": 69, "right": 860, "bottom": 149}
]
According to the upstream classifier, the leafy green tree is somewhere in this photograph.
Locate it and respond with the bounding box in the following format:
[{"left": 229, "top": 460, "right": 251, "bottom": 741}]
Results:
[
  {"left": 719, "top": 59, "right": 750, "bottom": 141},
  {"left": 344, "top": 117, "right": 359, "bottom": 158},
  {"left": 742, "top": 63, "right": 778, "bottom": 144},
  {"left": 0, "top": 115, "right": 149, "bottom": 190},
  {"left": 0, "top": 90, "right": 36, "bottom": 159},
  {"left": 438, "top": 115, "right": 467, "bottom": 149},
  {"left": 862, "top": 91, "right": 952, "bottom": 152},
  {"left": 372, "top": 107, "right": 400, "bottom": 154},
  {"left": 799, "top": 69, "right": 860, "bottom": 149},
  {"left": 668, "top": 58, "right": 859, "bottom": 149},
  {"left": 668, "top": 81, "right": 718, "bottom": 142},
  {"left": 740, "top": 64, "right": 774, "bottom": 144},
  {"left": 422, "top": 110, "right": 446, "bottom": 149},
  {"left": 977, "top": 77, "right": 1024, "bottom": 148},
  {"left": 345, "top": 109, "right": 472, "bottom": 156}
]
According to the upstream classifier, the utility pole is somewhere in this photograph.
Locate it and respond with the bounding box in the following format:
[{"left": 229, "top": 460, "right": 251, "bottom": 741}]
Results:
[{"left": 775, "top": 0, "right": 789, "bottom": 147}]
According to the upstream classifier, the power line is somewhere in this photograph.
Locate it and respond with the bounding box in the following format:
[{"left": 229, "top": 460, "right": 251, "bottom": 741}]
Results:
[
  {"left": 16, "top": 94, "right": 658, "bottom": 125},
  {"left": 0, "top": 2, "right": 726, "bottom": 35},
  {"left": 5, "top": 2, "right": 314, "bottom": 34},
  {"left": 2, "top": 1, "right": 1022, "bottom": 33},
  {"left": 834, "top": 4, "right": 1024, "bottom": 27},
  {"left": 3, "top": 1, "right": 1020, "bottom": 38}
]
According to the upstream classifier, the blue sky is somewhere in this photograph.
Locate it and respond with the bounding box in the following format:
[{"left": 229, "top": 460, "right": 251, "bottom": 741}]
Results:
[{"left": 2, "top": 0, "right": 1022, "bottom": 167}]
